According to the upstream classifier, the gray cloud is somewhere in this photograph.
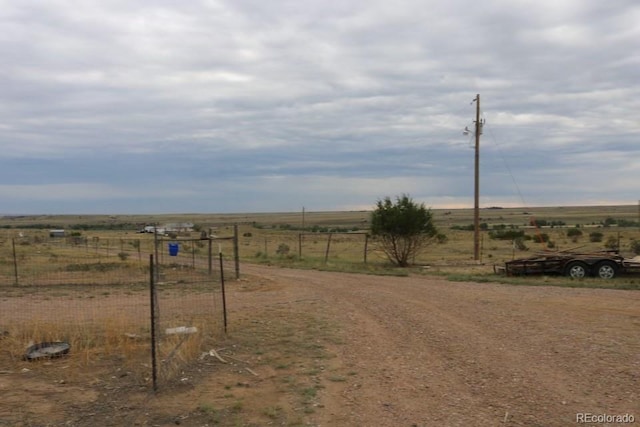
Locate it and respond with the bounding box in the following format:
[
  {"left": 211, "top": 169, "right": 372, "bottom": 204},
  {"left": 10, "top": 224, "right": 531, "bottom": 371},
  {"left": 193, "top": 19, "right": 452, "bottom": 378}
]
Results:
[{"left": 1, "top": 0, "right": 638, "bottom": 214}]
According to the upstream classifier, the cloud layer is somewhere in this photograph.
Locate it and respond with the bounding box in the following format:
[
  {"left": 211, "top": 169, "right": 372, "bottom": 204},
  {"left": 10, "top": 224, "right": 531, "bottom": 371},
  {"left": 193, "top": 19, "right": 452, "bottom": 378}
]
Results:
[{"left": 1, "top": 0, "right": 639, "bottom": 213}]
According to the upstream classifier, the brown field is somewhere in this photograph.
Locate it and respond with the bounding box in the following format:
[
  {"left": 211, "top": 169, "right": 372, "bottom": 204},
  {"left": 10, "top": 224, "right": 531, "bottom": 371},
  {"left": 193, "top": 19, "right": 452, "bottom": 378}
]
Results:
[
  {"left": 3, "top": 204, "right": 639, "bottom": 269},
  {"left": 1, "top": 205, "right": 639, "bottom": 426}
]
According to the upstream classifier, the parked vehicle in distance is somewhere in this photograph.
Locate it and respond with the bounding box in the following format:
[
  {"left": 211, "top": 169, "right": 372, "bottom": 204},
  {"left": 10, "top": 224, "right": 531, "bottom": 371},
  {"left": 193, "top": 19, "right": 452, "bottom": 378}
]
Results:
[{"left": 494, "top": 250, "right": 640, "bottom": 279}]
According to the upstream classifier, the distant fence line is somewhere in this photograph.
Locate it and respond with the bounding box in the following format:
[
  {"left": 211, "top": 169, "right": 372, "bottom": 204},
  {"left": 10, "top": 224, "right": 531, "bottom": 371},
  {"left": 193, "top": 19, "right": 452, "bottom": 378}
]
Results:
[
  {"left": 1, "top": 228, "right": 240, "bottom": 287},
  {"left": 247, "top": 232, "right": 374, "bottom": 264}
]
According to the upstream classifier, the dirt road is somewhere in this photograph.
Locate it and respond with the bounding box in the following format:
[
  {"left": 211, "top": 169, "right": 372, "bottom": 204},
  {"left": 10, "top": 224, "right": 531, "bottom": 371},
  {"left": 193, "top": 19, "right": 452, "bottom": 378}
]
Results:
[
  {"left": 2, "top": 265, "right": 639, "bottom": 426},
  {"left": 234, "top": 265, "right": 640, "bottom": 426}
]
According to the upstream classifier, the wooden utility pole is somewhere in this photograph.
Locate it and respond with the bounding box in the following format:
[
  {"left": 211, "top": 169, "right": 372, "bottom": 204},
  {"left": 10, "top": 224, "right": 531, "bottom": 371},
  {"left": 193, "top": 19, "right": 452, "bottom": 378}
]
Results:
[{"left": 473, "top": 94, "right": 481, "bottom": 261}]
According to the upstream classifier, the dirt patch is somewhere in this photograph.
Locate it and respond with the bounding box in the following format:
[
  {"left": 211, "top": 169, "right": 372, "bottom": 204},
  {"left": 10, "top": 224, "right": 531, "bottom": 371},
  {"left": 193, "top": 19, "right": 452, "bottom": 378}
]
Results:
[{"left": 1, "top": 265, "right": 639, "bottom": 426}]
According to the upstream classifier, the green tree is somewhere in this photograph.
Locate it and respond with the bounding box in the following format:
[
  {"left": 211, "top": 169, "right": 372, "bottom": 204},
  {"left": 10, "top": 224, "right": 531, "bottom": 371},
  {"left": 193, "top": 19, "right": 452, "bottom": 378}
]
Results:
[{"left": 370, "top": 194, "right": 437, "bottom": 267}]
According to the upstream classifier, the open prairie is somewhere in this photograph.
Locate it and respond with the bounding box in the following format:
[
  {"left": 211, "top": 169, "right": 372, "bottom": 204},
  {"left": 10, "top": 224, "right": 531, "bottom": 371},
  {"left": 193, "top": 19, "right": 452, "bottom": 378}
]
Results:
[
  {"left": 1, "top": 205, "right": 639, "bottom": 426},
  {"left": 3, "top": 204, "right": 640, "bottom": 269}
]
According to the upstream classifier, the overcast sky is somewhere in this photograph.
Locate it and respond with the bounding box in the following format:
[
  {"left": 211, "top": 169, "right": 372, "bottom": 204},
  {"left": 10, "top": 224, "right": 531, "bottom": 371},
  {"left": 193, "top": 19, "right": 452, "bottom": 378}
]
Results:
[{"left": 1, "top": 0, "right": 638, "bottom": 214}]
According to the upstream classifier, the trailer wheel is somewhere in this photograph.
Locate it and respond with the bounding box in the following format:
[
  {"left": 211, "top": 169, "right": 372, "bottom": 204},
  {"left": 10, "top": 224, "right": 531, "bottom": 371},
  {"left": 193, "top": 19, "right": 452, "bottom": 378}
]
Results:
[
  {"left": 595, "top": 261, "right": 617, "bottom": 279},
  {"left": 565, "top": 261, "right": 589, "bottom": 279}
]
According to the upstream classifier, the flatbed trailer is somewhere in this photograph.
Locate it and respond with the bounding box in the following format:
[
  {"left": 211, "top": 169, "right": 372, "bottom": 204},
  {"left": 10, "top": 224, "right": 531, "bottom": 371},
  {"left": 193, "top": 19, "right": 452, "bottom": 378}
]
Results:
[{"left": 495, "top": 251, "right": 640, "bottom": 279}]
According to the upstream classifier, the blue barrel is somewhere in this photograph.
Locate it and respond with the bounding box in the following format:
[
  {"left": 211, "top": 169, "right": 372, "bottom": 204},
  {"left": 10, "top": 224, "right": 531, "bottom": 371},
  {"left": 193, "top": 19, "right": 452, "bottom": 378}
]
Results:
[{"left": 168, "top": 243, "right": 179, "bottom": 256}]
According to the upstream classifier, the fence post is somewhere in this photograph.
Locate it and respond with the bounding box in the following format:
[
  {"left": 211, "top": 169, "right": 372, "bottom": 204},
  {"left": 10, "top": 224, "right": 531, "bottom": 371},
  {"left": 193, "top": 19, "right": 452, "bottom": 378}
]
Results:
[
  {"left": 149, "top": 254, "right": 158, "bottom": 392},
  {"left": 324, "top": 233, "right": 333, "bottom": 264},
  {"left": 219, "top": 252, "right": 228, "bottom": 334},
  {"left": 364, "top": 234, "right": 369, "bottom": 264},
  {"left": 298, "top": 233, "right": 303, "bottom": 259},
  {"left": 233, "top": 224, "right": 240, "bottom": 279},
  {"left": 12, "top": 238, "right": 19, "bottom": 286},
  {"left": 153, "top": 225, "right": 159, "bottom": 283},
  {"left": 208, "top": 238, "right": 213, "bottom": 275}
]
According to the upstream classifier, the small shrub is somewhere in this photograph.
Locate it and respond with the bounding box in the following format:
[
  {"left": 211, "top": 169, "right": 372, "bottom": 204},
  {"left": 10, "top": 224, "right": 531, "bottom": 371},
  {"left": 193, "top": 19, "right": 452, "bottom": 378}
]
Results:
[
  {"left": 451, "top": 224, "right": 475, "bottom": 231},
  {"left": 567, "top": 228, "right": 583, "bottom": 243},
  {"left": 589, "top": 231, "right": 603, "bottom": 242},
  {"left": 514, "top": 238, "right": 528, "bottom": 251},
  {"left": 566, "top": 228, "right": 583, "bottom": 237},
  {"left": 276, "top": 243, "right": 290, "bottom": 256},
  {"left": 604, "top": 235, "right": 618, "bottom": 250},
  {"left": 489, "top": 230, "right": 525, "bottom": 240},
  {"left": 117, "top": 252, "right": 129, "bottom": 261},
  {"left": 531, "top": 233, "right": 550, "bottom": 243},
  {"left": 630, "top": 240, "right": 640, "bottom": 255}
]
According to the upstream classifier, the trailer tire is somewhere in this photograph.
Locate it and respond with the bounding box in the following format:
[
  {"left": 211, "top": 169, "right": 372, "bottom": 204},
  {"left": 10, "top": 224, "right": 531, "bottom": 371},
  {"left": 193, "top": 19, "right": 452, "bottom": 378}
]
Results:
[
  {"left": 595, "top": 260, "right": 617, "bottom": 279},
  {"left": 565, "top": 261, "right": 589, "bottom": 279}
]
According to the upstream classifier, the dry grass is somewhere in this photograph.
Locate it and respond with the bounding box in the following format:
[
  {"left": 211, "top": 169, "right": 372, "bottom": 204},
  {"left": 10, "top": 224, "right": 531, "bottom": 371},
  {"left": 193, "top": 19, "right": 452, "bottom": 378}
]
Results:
[
  {"left": 4, "top": 205, "right": 639, "bottom": 285},
  {"left": 1, "top": 205, "right": 638, "bottom": 387}
]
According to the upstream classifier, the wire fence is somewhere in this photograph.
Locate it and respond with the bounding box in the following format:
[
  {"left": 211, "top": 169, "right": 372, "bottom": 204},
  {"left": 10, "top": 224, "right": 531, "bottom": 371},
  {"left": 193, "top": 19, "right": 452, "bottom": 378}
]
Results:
[
  {"left": 243, "top": 232, "right": 373, "bottom": 263},
  {"left": 0, "top": 236, "right": 230, "bottom": 390}
]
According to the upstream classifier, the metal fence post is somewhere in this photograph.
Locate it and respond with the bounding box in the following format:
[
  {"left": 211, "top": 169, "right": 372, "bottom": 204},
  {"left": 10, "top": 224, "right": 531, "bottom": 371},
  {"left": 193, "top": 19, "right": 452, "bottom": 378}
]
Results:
[
  {"left": 208, "top": 237, "right": 213, "bottom": 275},
  {"left": 324, "top": 233, "right": 333, "bottom": 264},
  {"left": 364, "top": 234, "right": 369, "bottom": 264},
  {"left": 12, "top": 238, "right": 19, "bottom": 286},
  {"left": 219, "top": 252, "right": 228, "bottom": 334},
  {"left": 233, "top": 224, "right": 240, "bottom": 279},
  {"left": 149, "top": 254, "right": 158, "bottom": 392}
]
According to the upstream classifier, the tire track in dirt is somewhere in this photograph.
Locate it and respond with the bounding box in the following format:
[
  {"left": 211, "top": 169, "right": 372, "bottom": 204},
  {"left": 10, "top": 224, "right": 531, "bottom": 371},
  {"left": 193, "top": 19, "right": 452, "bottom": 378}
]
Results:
[{"left": 242, "top": 265, "right": 640, "bottom": 426}]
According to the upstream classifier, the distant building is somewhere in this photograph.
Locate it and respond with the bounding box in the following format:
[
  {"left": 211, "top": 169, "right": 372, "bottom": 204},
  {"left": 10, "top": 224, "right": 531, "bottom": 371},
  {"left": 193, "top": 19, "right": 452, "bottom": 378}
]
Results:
[
  {"left": 49, "top": 229, "right": 65, "bottom": 238},
  {"left": 165, "top": 223, "right": 194, "bottom": 233},
  {"left": 139, "top": 223, "right": 194, "bottom": 235}
]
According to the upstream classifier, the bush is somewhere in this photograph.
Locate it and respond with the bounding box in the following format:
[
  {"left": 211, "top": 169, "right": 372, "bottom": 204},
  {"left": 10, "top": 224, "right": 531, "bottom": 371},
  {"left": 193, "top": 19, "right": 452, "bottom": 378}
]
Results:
[
  {"left": 370, "top": 194, "right": 437, "bottom": 267},
  {"left": 566, "top": 228, "right": 583, "bottom": 237},
  {"left": 604, "top": 236, "right": 619, "bottom": 250},
  {"left": 488, "top": 230, "right": 525, "bottom": 240},
  {"left": 436, "top": 233, "right": 448, "bottom": 244},
  {"left": 567, "top": 228, "right": 583, "bottom": 243},
  {"left": 630, "top": 240, "right": 640, "bottom": 255},
  {"left": 276, "top": 243, "right": 290, "bottom": 256},
  {"left": 450, "top": 224, "right": 474, "bottom": 231},
  {"left": 589, "top": 231, "right": 604, "bottom": 242},
  {"left": 514, "top": 238, "right": 528, "bottom": 251},
  {"left": 531, "top": 233, "right": 550, "bottom": 243},
  {"left": 117, "top": 252, "right": 129, "bottom": 261}
]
